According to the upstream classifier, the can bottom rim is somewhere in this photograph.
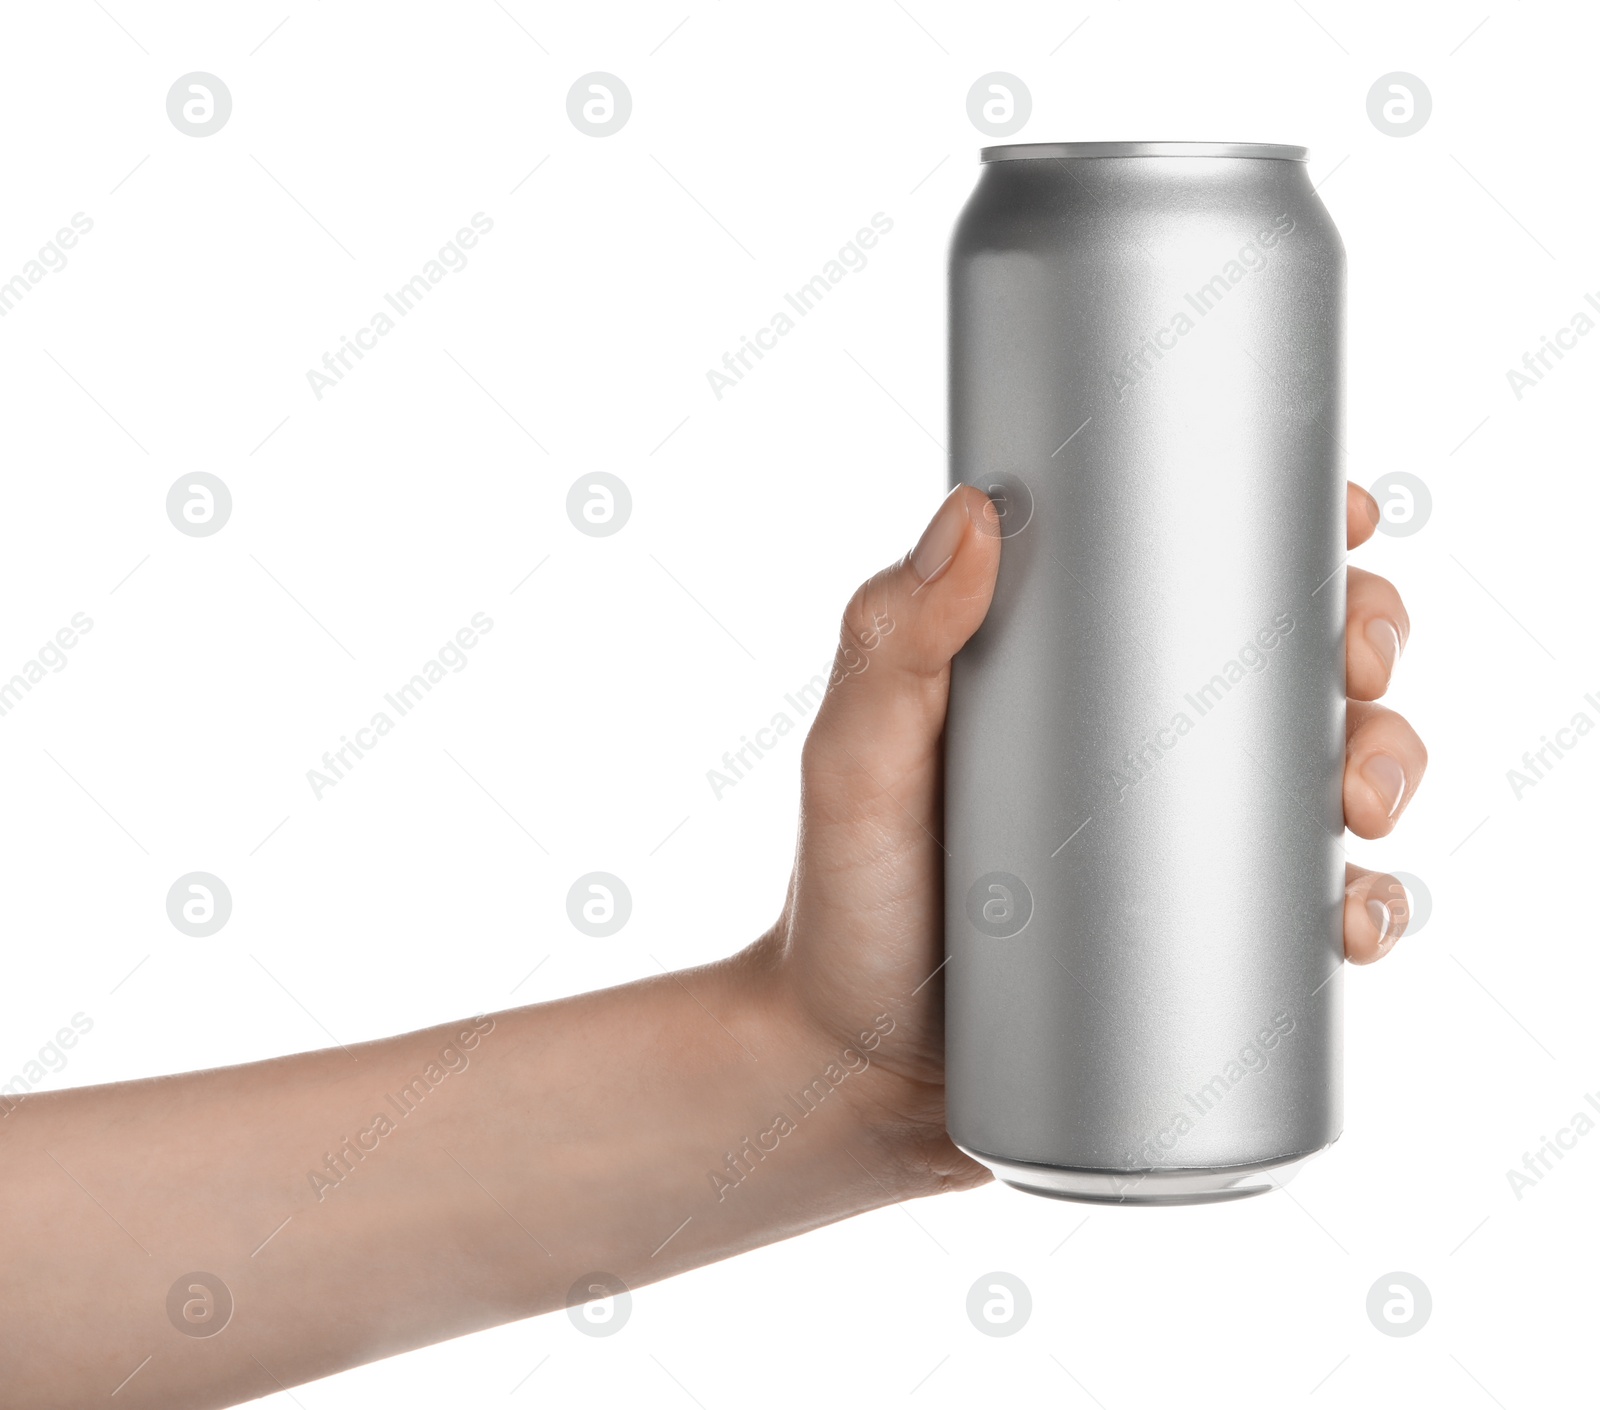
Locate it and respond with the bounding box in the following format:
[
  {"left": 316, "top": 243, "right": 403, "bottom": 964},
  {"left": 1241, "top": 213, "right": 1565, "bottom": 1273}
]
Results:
[{"left": 957, "top": 1141, "right": 1334, "bottom": 1206}]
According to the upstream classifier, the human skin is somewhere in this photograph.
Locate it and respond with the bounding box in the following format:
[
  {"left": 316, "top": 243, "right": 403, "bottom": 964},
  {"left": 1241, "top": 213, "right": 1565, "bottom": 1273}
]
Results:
[{"left": 0, "top": 483, "right": 1424, "bottom": 1408}]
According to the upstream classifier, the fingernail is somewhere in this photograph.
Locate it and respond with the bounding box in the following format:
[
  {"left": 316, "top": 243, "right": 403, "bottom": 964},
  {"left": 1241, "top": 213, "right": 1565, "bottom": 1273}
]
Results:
[
  {"left": 1366, "top": 898, "right": 1395, "bottom": 953},
  {"left": 1361, "top": 754, "right": 1407, "bottom": 818},
  {"left": 910, "top": 488, "right": 969, "bottom": 587},
  {"left": 1365, "top": 618, "right": 1402, "bottom": 674},
  {"left": 1359, "top": 486, "right": 1381, "bottom": 528}
]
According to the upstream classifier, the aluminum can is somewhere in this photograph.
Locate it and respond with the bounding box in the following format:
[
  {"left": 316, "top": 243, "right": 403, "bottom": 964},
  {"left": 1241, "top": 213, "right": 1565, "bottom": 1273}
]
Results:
[{"left": 944, "top": 141, "right": 1345, "bottom": 1204}]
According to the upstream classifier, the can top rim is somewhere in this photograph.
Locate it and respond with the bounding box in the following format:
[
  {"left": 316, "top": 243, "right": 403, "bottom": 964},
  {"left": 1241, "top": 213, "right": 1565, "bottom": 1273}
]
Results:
[{"left": 981, "top": 141, "right": 1309, "bottom": 163}]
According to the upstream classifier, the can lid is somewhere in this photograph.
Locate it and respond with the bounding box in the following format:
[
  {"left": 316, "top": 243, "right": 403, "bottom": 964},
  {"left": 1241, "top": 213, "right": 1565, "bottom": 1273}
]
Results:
[{"left": 981, "top": 141, "right": 1308, "bottom": 163}]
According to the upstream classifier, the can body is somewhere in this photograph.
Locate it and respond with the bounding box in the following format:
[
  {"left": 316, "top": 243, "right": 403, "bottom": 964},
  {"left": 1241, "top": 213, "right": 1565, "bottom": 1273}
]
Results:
[{"left": 944, "top": 141, "right": 1346, "bottom": 1204}]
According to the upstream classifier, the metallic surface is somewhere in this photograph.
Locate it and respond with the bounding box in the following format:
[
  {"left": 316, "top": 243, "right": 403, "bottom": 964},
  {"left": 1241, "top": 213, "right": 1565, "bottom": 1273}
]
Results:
[
  {"left": 982, "top": 140, "right": 1308, "bottom": 163},
  {"left": 972, "top": 1151, "right": 1315, "bottom": 1206},
  {"left": 944, "top": 142, "right": 1346, "bottom": 1204}
]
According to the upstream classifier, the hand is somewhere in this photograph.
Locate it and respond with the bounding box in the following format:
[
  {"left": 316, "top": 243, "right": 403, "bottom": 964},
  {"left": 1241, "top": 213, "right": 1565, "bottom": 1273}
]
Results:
[
  {"left": 0, "top": 483, "right": 1428, "bottom": 1409},
  {"left": 748, "top": 480, "right": 1427, "bottom": 1195}
]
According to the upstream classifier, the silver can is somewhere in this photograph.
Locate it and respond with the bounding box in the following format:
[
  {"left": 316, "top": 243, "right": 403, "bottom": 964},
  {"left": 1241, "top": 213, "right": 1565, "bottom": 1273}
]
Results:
[{"left": 944, "top": 141, "right": 1345, "bottom": 1205}]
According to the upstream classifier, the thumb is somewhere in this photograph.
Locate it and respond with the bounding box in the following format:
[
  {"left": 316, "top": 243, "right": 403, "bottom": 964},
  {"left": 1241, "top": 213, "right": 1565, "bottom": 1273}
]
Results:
[{"left": 803, "top": 485, "right": 1001, "bottom": 790}]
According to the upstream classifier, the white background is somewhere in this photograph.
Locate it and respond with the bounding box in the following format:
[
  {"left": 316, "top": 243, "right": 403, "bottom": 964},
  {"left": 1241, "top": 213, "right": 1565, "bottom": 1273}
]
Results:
[{"left": 1, "top": 1, "right": 1595, "bottom": 1405}]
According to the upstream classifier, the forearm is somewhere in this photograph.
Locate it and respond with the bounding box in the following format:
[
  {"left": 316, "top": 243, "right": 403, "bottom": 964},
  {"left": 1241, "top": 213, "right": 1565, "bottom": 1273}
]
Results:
[{"left": 0, "top": 947, "right": 931, "bottom": 1408}]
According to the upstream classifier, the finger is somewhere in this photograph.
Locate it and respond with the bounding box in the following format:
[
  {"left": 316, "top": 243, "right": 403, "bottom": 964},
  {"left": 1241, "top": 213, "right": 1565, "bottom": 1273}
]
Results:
[
  {"left": 1345, "top": 700, "right": 1428, "bottom": 838},
  {"left": 1343, "top": 863, "right": 1411, "bottom": 963},
  {"left": 1346, "top": 566, "right": 1411, "bottom": 701},
  {"left": 803, "top": 486, "right": 1001, "bottom": 790},
  {"left": 1347, "top": 482, "right": 1381, "bottom": 550}
]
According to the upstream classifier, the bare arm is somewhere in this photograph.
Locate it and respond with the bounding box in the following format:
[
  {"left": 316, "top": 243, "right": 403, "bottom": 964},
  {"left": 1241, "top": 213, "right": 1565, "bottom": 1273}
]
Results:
[
  {"left": 0, "top": 484, "right": 1421, "bottom": 1408},
  {"left": 1, "top": 960, "right": 941, "bottom": 1407}
]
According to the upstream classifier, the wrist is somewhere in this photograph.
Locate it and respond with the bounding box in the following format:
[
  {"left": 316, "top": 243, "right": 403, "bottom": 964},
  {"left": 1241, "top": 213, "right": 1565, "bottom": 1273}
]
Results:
[{"left": 728, "top": 934, "right": 965, "bottom": 1205}]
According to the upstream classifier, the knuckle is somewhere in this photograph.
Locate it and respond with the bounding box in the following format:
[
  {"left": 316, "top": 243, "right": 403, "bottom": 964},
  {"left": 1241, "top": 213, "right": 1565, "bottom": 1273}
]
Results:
[{"left": 841, "top": 572, "right": 894, "bottom": 645}]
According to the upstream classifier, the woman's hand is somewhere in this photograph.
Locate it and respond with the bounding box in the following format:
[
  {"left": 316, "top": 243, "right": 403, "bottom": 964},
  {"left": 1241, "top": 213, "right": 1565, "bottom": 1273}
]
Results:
[
  {"left": 1, "top": 481, "right": 1427, "bottom": 1410},
  {"left": 750, "top": 481, "right": 1427, "bottom": 1195}
]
